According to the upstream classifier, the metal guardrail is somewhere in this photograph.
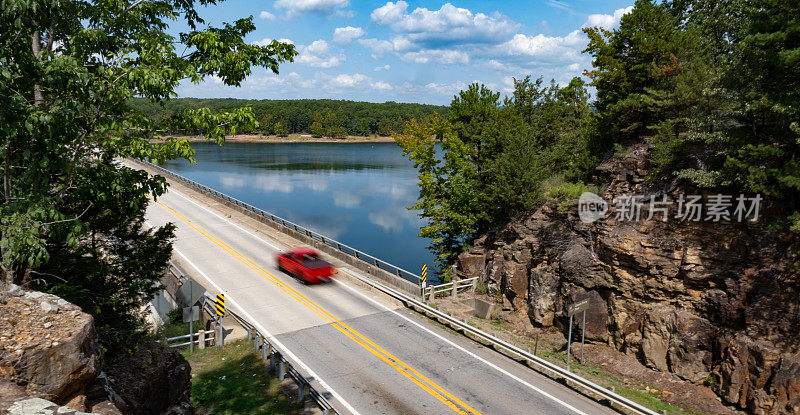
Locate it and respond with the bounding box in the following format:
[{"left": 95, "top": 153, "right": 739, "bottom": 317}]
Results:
[
  {"left": 423, "top": 276, "right": 478, "bottom": 301},
  {"left": 168, "top": 260, "right": 187, "bottom": 284},
  {"left": 199, "top": 293, "right": 338, "bottom": 414},
  {"left": 136, "top": 159, "right": 423, "bottom": 286},
  {"left": 163, "top": 332, "right": 215, "bottom": 348},
  {"left": 343, "top": 268, "right": 659, "bottom": 415}
]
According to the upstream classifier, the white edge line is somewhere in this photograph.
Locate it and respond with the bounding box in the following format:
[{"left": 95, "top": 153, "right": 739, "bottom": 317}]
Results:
[
  {"left": 150, "top": 188, "right": 591, "bottom": 414},
  {"left": 335, "top": 270, "right": 589, "bottom": 415},
  {"left": 144, "top": 221, "right": 361, "bottom": 415}
]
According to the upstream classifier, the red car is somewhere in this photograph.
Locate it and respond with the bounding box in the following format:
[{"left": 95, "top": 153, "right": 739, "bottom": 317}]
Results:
[{"left": 276, "top": 248, "right": 337, "bottom": 284}]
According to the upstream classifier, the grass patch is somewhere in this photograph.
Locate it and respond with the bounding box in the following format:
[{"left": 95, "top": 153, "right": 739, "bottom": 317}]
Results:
[
  {"left": 183, "top": 339, "right": 304, "bottom": 415},
  {"left": 616, "top": 386, "right": 703, "bottom": 415}
]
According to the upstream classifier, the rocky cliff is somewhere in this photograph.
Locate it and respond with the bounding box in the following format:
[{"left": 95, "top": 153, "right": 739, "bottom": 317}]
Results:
[
  {"left": 0, "top": 284, "right": 193, "bottom": 415},
  {"left": 456, "top": 145, "right": 800, "bottom": 414}
]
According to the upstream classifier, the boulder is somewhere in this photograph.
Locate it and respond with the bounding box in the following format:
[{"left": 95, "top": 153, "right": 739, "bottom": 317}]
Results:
[
  {"left": 0, "top": 290, "right": 102, "bottom": 402},
  {"left": 104, "top": 344, "right": 193, "bottom": 415}
]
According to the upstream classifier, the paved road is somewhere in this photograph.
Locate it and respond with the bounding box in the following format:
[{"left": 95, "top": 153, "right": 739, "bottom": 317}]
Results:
[{"left": 145, "top": 185, "right": 619, "bottom": 415}]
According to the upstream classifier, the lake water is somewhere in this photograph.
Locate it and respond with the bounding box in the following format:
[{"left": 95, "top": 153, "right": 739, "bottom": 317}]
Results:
[{"left": 160, "top": 142, "right": 438, "bottom": 282}]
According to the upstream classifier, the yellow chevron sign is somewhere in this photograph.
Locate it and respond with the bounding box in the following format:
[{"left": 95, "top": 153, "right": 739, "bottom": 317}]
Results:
[
  {"left": 215, "top": 293, "right": 225, "bottom": 317},
  {"left": 421, "top": 264, "right": 427, "bottom": 284}
]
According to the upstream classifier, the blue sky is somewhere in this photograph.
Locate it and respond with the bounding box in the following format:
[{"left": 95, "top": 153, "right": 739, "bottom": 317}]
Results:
[{"left": 175, "top": 0, "right": 634, "bottom": 105}]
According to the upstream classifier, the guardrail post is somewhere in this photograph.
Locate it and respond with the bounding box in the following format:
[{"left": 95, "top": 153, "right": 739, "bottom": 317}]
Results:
[
  {"left": 269, "top": 346, "right": 276, "bottom": 371},
  {"left": 261, "top": 340, "right": 268, "bottom": 360},
  {"left": 254, "top": 334, "right": 260, "bottom": 352},
  {"left": 218, "top": 318, "right": 224, "bottom": 348},
  {"left": 429, "top": 286, "right": 435, "bottom": 302},
  {"left": 297, "top": 381, "right": 306, "bottom": 402},
  {"left": 278, "top": 360, "right": 286, "bottom": 380},
  {"left": 452, "top": 281, "right": 458, "bottom": 298},
  {"left": 247, "top": 328, "right": 252, "bottom": 341},
  {"left": 198, "top": 329, "right": 205, "bottom": 349}
]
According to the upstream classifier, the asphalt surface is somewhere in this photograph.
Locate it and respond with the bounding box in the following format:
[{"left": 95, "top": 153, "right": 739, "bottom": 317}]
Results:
[{"left": 144, "top": 185, "right": 619, "bottom": 415}]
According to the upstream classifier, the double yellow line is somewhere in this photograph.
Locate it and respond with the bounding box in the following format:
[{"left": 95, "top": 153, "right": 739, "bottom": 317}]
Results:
[{"left": 153, "top": 197, "right": 482, "bottom": 415}]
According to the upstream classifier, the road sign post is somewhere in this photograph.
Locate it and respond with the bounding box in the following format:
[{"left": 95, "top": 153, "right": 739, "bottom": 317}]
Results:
[
  {"left": 567, "top": 314, "right": 573, "bottom": 371},
  {"left": 420, "top": 264, "right": 428, "bottom": 301},
  {"left": 215, "top": 294, "right": 225, "bottom": 347},
  {"left": 182, "top": 306, "right": 199, "bottom": 354},
  {"left": 581, "top": 309, "right": 586, "bottom": 364},
  {"left": 566, "top": 299, "right": 590, "bottom": 371}
]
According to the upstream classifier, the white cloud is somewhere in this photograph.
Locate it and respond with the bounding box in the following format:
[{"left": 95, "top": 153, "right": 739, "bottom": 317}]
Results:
[
  {"left": 568, "top": 62, "right": 580, "bottom": 71},
  {"left": 374, "top": 64, "right": 391, "bottom": 71},
  {"left": 584, "top": 6, "right": 634, "bottom": 30},
  {"left": 296, "top": 40, "right": 345, "bottom": 68},
  {"left": 501, "top": 30, "right": 585, "bottom": 61},
  {"left": 402, "top": 49, "right": 469, "bottom": 65},
  {"left": 371, "top": 1, "right": 409, "bottom": 25},
  {"left": 252, "top": 38, "right": 294, "bottom": 46},
  {"left": 259, "top": 11, "right": 276, "bottom": 20},
  {"left": 274, "top": 0, "right": 350, "bottom": 18},
  {"left": 358, "top": 37, "right": 414, "bottom": 59},
  {"left": 371, "top": 81, "right": 393, "bottom": 90},
  {"left": 546, "top": 0, "right": 571, "bottom": 12},
  {"left": 425, "top": 80, "right": 468, "bottom": 95},
  {"left": 371, "top": 2, "right": 519, "bottom": 47},
  {"left": 333, "top": 26, "right": 365, "bottom": 44},
  {"left": 330, "top": 73, "right": 368, "bottom": 88}
]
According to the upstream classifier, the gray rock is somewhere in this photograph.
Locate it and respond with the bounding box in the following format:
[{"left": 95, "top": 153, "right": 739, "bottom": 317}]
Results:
[
  {"left": 23, "top": 292, "right": 45, "bottom": 300},
  {"left": 40, "top": 302, "right": 59, "bottom": 314},
  {"left": 5, "top": 398, "right": 91, "bottom": 415},
  {"left": 6, "top": 284, "right": 24, "bottom": 297}
]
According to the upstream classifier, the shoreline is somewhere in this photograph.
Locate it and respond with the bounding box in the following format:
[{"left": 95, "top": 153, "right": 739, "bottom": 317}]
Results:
[{"left": 152, "top": 134, "right": 396, "bottom": 144}]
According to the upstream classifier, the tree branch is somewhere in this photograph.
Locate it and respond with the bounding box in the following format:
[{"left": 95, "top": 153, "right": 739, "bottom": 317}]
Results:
[{"left": 124, "top": 0, "right": 148, "bottom": 14}]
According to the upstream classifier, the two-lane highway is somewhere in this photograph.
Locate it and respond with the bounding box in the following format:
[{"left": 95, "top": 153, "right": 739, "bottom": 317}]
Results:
[{"left": 145, "top": 184, "right": 618, "bottom": 415}]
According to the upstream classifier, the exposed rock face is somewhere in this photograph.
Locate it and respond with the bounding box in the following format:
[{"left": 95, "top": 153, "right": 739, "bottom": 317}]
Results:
[
  {"left": 0, "top": 285, "right": 193, "bottom": 415},
  {"left": 104, "top": 345, "right": 193, "bottom": 415},
  {"left": 456, "top": 145, "right": 800, "bottom": 414},
  {"left": 0, "top": 287, "right": 102, "bottom": 402}
]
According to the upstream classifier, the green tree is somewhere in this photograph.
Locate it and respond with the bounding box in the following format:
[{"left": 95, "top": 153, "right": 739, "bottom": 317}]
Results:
[
  {"left": 0, "top": 0, "right": 295, "bottom": 353},
  {"left": 397, "top": 114, "right": 480, "bottom": 268},
  {"left": 274, "top": 120, "right": 288, "bottom": 137},
  {"left": 584, "top": 0, "right": 696, "bottom": 147},
  {"left": 398, "top": 78, "right": 592, "bottom": 270}
]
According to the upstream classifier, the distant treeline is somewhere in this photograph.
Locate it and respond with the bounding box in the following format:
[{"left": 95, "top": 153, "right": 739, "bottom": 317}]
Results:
[{"left": 130, "top": 98, "right": 448, "bottom": 137}]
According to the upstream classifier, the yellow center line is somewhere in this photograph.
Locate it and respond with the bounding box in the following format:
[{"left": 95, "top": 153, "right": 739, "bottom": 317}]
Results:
[{"left": 152, "top": 197, "right": 482, "bottom": 415}]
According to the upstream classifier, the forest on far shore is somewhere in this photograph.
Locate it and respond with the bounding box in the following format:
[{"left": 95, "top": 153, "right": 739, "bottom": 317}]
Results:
[{"left": 130, "top": 97, "right": 448, "bottom": 137}]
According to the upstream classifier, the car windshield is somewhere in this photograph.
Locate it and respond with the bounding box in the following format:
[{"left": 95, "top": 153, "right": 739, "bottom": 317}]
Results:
[{"left": 300, "top": 255, "right": 329, "bottom": 268}]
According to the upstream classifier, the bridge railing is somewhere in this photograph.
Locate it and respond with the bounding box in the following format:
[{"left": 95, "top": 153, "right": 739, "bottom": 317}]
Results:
[
  {"left": 423, "top": 277, "right": 478, "bottom": 302},
  {"left": 137, "top": 159, "right": 423, "bottom": 286}
]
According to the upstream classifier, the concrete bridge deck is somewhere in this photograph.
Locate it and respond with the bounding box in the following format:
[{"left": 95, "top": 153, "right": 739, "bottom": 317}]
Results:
[{"left": 141, "top": 164, "right": 618, "bottom": 415}]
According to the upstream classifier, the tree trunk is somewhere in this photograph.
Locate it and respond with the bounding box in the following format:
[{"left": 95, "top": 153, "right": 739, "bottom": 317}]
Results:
[{"left": 31, "top": 28, "right": 43, "bottom": 106}]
